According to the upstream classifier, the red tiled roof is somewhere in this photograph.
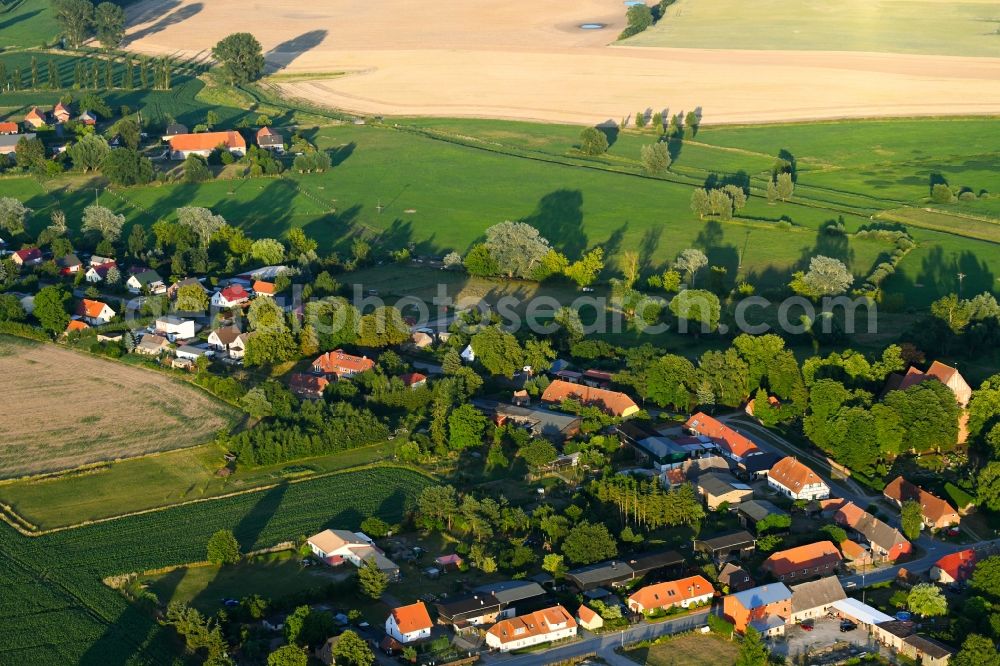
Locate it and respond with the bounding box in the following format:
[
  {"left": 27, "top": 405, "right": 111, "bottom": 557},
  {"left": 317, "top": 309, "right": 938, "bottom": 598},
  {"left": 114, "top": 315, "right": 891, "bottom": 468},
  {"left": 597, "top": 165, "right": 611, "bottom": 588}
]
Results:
[
  {"left": 252, "top": 280, "right": 275, "bottom": 295},
  {"left": 65, "top": 319, "right": 90, "bottom": 332},
  {"left": 390, "top": 601, "right": 433, "bottom": 634},
  {"left": 685, "top": 412, "right": 759, "bottom": 458},
  {"left": 768, "top": 457, "right": 826, "bottom": 493},
  {"left": 934, "top": 549, "right": 976, "bottom": 581},
  {"left": 257, "top": 126, "right": 276, "bottom": 137},
  {"left": 25, "top": 107, "right": 45, "bottom": 123},
  {"left": 313, "top": 350, "right": 375, "bottom": 376},
  {"left": 0, "top": 122, "right": 18, "bottom": 134},
  {"left": 763, "top": 541, "right": 842, "bottom": 577},
  {"left": 169, "top": 130, "right": 246, "bottom": 152},
  {"left": 76, "top": 298, "right": 110, "bottom": 319},
  {"left": 577, "top": 605, "right": 599, "bottom": 623},
  {"left": 628, "top": 575, "right": 714, "bottom": 611},
  {"left": 289, "top": 373, "right": 329, "bottom": 394},
  {"left": 541, "top": 379, "right": 638, "bottom": 417},
  {"left": 13, "top": 248, "right": 41, "bottom": 262},
  {"left": 400, "top": 372, "right": 427, "bottom": 387},
  {"left": 487, "top": 605, "right": 576, "bottom": 645},
  {"left": 219, "top": 284, "right": 250, "bottom": 302},
  {"left": 884, "top": 476, "right": 959, "bottom": 526}
]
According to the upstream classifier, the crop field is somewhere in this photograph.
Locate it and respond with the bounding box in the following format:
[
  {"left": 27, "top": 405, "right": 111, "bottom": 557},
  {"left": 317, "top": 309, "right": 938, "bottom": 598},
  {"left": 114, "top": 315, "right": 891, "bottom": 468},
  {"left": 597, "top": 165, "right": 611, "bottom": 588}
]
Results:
[
  {"left": 626, "top": 0, "right": 1000, "bottom": 57},
  {"left": 0, "top": 0, "right": 59, "bottom": 48},
  {"left": 0, "top": 336, "right": 237, "bottom": 479},
  {"left": 0, "top": 440, "right": 397, "bottom": 530},
  {"left": 0, "top": 466, "right": 432, "bottom": 664}
]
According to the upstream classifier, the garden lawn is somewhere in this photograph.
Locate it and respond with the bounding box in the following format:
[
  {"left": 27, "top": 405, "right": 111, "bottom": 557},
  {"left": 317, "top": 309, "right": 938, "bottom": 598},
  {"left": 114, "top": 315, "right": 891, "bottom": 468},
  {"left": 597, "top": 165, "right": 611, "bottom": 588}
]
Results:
[{"left": 624, "top": 632, "right": 739, "bottom": 666}]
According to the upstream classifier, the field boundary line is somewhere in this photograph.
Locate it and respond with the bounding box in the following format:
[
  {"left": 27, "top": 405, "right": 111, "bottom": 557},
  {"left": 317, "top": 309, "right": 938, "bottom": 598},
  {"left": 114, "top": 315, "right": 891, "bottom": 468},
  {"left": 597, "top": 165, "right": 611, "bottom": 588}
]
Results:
[{"left": 0, "top": 463, "right": 435, "bottom": 537}]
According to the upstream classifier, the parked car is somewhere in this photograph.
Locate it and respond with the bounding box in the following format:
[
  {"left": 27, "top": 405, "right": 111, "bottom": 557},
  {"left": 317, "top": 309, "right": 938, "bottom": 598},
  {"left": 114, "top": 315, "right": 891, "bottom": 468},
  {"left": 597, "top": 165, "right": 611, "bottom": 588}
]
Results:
[{"left": 840, "top": 621, "right": 857, "bottom": 632}]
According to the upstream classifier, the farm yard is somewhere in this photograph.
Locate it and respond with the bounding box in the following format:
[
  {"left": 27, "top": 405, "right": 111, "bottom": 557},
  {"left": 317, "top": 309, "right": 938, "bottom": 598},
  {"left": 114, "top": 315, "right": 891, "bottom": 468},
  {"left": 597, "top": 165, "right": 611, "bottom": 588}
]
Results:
[
  {"left": 0, "top": 336, "right": 237, "bottom": 479},
  {"left": 0, "top": 466, "right": 431, "bottom": 665}
]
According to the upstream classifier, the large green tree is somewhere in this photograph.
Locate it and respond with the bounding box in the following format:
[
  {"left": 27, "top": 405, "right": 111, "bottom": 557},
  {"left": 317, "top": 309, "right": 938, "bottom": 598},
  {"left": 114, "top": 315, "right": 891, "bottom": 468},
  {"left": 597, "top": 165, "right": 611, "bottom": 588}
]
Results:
[
  {"left": 900, "top": 500, "right": 923, "bottom": 540},
  {"left": 357, "top": 559, "right": 389, "bottom": 599},
  {"left": 68, "top": 133, "right": 109, "bottom": 172},
  {"left": 103, "top": 148, "right": 154, "bottom": 186},
  {"left": 561, "top": 521, "right": 617, "bottom": 564},
  {"left": 953, "top": 634, "right": 1000, "bottom": 666},
  {"left": 212, "top": 32, "right": 265, "bottom": 84},
  {"left": 907, "top": 583, "right": 948, "bottom": 617},
  {"left": 33, "top": 285, "right": 71, "bottom": 333},
  {"left": 206, "top": 529, "right": 241, "bottom": 564},
  {"left": 332, "top": 630, "right": 374, "bottom": 666},
  {"left": 735, "top": 626, "right": 769, "bottom": 666},
  {"left": 53, "top": 0, "right": 94, "bottom": 47},
  {"left": 0, "top": 198, "right": 30, "bottom": 237},
  {"left": 484, "top": 221, "right": 552, "bottom": 279},
  {"left": 470, "top": 326, "right": 523, "bottom": 377},
  {"left": 448, "top": 404, "right": 487, "bottom": 450},
  {"left": 94, "top": 1, "right": 125, "bottom": 47},
  {"left": 267, "top": 645, "right": 308, "bottom": 666}
]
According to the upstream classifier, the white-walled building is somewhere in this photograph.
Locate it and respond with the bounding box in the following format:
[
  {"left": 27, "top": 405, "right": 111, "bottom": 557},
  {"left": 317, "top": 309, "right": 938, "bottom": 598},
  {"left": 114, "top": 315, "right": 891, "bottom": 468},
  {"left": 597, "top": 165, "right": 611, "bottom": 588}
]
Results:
[
  {"left": 485, "top": 605, "right": 577, "bottom": 652},
  {"left": 385, "top": 601, "right": 433, "bottom": 644},
  {"left": 767, "top": 456, "right": 830, "bottom": 501}
]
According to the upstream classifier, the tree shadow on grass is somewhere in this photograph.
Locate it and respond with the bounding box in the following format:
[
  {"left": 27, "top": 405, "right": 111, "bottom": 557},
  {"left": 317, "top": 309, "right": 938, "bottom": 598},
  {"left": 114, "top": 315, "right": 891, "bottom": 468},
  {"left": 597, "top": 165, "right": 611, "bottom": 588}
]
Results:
[{"left": 520, "top": 189, "right": 587, "bottom": 259}]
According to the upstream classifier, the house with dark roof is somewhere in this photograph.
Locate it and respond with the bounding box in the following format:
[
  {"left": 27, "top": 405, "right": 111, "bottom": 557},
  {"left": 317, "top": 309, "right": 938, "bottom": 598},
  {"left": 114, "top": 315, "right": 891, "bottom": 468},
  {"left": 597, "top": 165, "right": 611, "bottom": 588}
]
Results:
[
  {"left": 696, "top": 472, "right": 753, "bottom": 510},
  {"left": 884, "top": 477, "right": 960, "bottom": 530},
  {"left": 901, "top": 635, "right": 954, "bottom": 666},
  {"left": 435, "top": 594, "right": 503, "bottom": 627},
  {"left": 722, "top": 583, "right": 792, "bottom": 635},
  {"left": 832, "top": 501, "right": 911, "bottom": 562},
  {"left": 476, "top": 400, "right": 581, "bottom": 441},
  {"left": 162, "top": 123, "right": 188, "bottom": 139},
  {"left": 126, "top": 268, "right": 166, "bottom": 294},
  {"left": 789, "top": 576, "right": 846, "bottom": 622},
  {"left": 0, "top": 133, "right": 34, "bottom": 155},
  {"left": 718, "top": 563, "right": 754, "bottom": 593},
  {"left": 694, "top": 530, "right": 756, "bottom": 563},
  {"left": 256, "top": 126, "right": 284, "bottom": 152},
  {"left": 566, "top": 560, "right": 635, "bottom": 592},
  {"left": 737, "top": 499, "right": 788, "bottom": 534}
]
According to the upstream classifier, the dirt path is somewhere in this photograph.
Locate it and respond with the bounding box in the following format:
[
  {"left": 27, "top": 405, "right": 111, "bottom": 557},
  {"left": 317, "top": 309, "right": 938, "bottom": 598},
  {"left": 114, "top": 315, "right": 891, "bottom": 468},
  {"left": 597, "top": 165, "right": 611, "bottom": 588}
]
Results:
[{"left": 122, "top": 0, "right": 1000, "bottom": 125}]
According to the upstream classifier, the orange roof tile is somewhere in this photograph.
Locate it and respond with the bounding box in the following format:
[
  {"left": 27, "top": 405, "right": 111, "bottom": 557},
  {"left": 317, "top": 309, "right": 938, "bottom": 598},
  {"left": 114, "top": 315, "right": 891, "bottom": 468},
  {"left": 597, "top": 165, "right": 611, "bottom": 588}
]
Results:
[
  {"left": 252, "top": 280, "right": 275, "bottom": 295},
  {"left": 685, "top": 412, "right": 759, "bottom": 458},
  {"left": 577, "top": 605, "right": 599, "bottom": 623},
  {"left": 628, "top": 575, "right": 714, "bottom": 611},
  {"left": 768, "top": 457, "right": 826, "bottom": 493},
  {"left": 487, "top": 605, "right": 576, "bottom": 646},
  {"left": 76, "top": 298, "right": 110, "bottom": 319},
  {"left": 312, "top": 350, "right": 375, "bottom": 376},
  {"left": 541, "top": 379, "right": 638, "bottom": 417},
  {"left": 65, "top": 319, "right": 90, "bottom": 332},
  {"left": 763, "top": 541, "right": 842, "bottom": 577},
  {"left": 839, "top": 539, "right": 869, "bottom": 561},
  {"left": 884, "top": 477, "right": 959, "bottom": 526},
  {"left": 390, "top": 601, "right": 432, "bottom": 634},
  {"left": 0, "top": 122, "right": 18, "bottom": 134},
  {"left": 169, "top": 130, "right": 246, "bottom": 152},
  {"left": 934, "top": 549, "right": 976, "bottom": 581}
]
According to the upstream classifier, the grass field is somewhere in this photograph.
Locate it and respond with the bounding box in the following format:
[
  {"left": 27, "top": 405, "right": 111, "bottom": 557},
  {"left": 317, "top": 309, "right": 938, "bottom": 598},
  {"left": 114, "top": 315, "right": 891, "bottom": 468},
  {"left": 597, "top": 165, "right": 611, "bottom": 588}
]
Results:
[
  {"left": 625, "top": 633, "right": 739, "bottom": 666},
  {"left": 0, "top": 0, "right": 58, "bottom": 48},
  {"left": 625, "top": 0, "right": 1000, "bottom": 57},
  {"left": 144, "top": 549, "right": 348, "bottom": 612},
  {"left": 0, "top": 466, "right": 432, "bottom": 665},
  {"left": 0, "top": 336, "right": 237, "bottom": 479},
  {"left": 0, "top": 440, "right": 398, "bottom": 530}
]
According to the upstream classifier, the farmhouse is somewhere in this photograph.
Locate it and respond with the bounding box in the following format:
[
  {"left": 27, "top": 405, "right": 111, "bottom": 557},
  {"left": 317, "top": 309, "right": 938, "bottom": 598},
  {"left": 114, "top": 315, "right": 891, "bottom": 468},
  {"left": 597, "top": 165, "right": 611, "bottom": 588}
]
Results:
[
  {"left": 306, "top": 529, "right": 400, "bottom": 580},
  {"left": 312, "top": 350, "right": 375, "bottom": 379},
  {"left": 289, "top": 373, "right": 329, "bottom": 399},
  {"left": 12, "top": 248, "right": 42, "bottom": 266},
  {"left": 24, "top": 106, "right": 47, "bottom": 128},
  {"left": 0, "top": 122, "right": 18, "bottom": 134},
  {"left": 930, "top": 549, "right": 976, "bottom": 584},
  {"left": 256, "top": 126, "right": 284, "bottom": 152},
  {"left": 53, "top": 101, "right": 71, "bottom": 123},
  {"left": 485, "top": 605, "right": 576, "bottom": 652},
  {"left": 789, "top": 576, "right": 846, "bottom": 623},
  {"left": 831, "top": 501, "right": 911, "bottom": 562},
  {"left": 722, "top": 583, "right": 791, "bottom": 635},
  {"left": 76, "top": 299, "right": 116, "bottom": 326},
  {"left": 168, "top": 130, "right": 247, "bottom": 159},
  {"left": 541, "top": 379, "right": 639, "bottom": 417},
  {"left": 762, "top": 541, "right": 842, "bottom": 583},
  {"left": 626, "top": 575, "right": 714, "bottom": 614},
  {"left": 884, "top": 476, "right": 960, "bottom": 530},
  {"left": 696, "top": 472, "right": 754, "bottom": 510},
  {"left": 385, "top": 601, "right": 432, "bottom": 644},
  {"left": 766, "top": 456, "right": 830, "bottom": 500},
  {"left": 211, "top": 284, "right": 251, "bottom": 308},
  {"left": 126, "top": 269, "right": 166, "bottom": 294},
  {"left": 684, "top": 412, "right": 761, "bottom": 462}
]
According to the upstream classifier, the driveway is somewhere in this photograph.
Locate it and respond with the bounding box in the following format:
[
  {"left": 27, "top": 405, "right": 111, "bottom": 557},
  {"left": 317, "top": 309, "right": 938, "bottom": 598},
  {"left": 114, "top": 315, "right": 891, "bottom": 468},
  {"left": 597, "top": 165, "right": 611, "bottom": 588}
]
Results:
[
  {"left": 774, "top": 618, "right": 883, "bottom": 663},
  {"left": 485, "top": 610, "right": 710, "bottom": 666}
]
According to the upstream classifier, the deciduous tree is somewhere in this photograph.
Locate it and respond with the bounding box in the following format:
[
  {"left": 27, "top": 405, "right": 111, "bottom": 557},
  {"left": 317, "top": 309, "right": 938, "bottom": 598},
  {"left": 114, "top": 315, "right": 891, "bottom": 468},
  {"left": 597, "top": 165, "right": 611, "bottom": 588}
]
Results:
[
  {"left": 206, "top": 529, "right": 241, "bottom": 564},
  {"left": 212, "top": 32, "right": 265, "bottom": 84}
]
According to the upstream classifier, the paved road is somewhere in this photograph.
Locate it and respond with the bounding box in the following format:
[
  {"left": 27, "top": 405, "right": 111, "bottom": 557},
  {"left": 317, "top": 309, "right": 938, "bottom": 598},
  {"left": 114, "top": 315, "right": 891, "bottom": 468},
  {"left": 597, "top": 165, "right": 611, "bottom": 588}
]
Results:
[
  {"left": 720, "top": 413, "right": 1000, "bottom": 588},
  {"left": 486, "top": 610, "right": 710, "bottom": 666}
]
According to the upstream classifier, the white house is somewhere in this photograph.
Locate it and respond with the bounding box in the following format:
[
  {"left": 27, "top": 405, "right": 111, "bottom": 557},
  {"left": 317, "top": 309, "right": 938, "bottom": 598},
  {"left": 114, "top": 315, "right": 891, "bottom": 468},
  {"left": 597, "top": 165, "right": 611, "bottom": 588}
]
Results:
[
  {"left": 155, "top": 316, "right": 196, "bottom": 341},
  {"left": 767, "top": 456, "right": 830, "bottom": 501},
  {"left": 76, "top": 298, "right": 116, "bottom": 326},
  {"left": 126, "top": 269, "right": 165, "bottom": 294},
  {"left": 626, "top": 576, "right": 715, "bottom": 614},
  {"left": 385, "top": 602, "right": 433, "bottom": 644},
  {"left": 208, "top": 325, "right": 250, "bottom": 359},
  {"left": 211, "top": 284, "right": 251, "bottom": 309},
  {"left": 307, "top": 529, "right": 400, "bottom": 580},
  {"left": 175, "top": 344, "right": 213, "bottom": 362},
  {"left": 485, "top": 606, "right": 577, "bottom": 652},
  {"left": 85, "top": 261, "right": 117, "bottom": 283}
]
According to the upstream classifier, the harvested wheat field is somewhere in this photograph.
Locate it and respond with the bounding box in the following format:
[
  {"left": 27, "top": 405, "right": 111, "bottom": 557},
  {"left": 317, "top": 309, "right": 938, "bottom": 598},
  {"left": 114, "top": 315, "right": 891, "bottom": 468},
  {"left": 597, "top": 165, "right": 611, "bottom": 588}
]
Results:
[
  {"left": 0, "top": 336, "right": 236, "bottom": 479},
  {"left": 123, "top": 0, "right": 1000, "bottom": 124}
]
